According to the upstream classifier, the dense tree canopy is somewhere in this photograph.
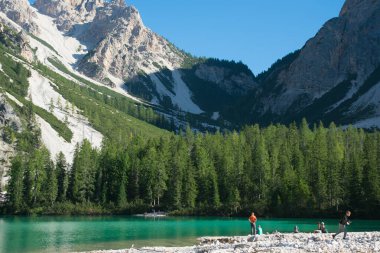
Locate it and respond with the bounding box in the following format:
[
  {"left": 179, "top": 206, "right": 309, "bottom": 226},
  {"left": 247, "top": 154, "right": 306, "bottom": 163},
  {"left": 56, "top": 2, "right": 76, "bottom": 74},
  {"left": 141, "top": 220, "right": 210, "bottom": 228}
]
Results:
[{"left": 5, "top": 120, "right": 380, "bottom": 217}]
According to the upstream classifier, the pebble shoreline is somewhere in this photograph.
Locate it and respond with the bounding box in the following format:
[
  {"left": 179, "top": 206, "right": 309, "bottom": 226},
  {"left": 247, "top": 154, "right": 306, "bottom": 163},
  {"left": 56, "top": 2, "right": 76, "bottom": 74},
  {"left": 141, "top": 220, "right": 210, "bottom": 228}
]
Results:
[{"left": 80, "top": 232, "right": 380, "bottom": 253}]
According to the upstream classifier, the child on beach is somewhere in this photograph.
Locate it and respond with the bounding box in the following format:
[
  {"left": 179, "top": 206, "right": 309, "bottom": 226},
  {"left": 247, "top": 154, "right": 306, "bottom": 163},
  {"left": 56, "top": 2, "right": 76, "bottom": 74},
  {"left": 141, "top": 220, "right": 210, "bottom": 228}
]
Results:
[
  {"left": 333, "top": 210, "right": 351, "bottom": 239},
  {"left": 257, "top": 225, "right": 263, "bottom": 235}
]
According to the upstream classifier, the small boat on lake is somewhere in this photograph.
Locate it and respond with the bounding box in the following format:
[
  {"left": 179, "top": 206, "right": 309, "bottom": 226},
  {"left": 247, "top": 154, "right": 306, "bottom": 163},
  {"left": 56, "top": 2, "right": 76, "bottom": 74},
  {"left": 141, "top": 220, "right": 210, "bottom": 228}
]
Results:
[{"left": 135, "top": 211, "right": 167, "bottom": 217}]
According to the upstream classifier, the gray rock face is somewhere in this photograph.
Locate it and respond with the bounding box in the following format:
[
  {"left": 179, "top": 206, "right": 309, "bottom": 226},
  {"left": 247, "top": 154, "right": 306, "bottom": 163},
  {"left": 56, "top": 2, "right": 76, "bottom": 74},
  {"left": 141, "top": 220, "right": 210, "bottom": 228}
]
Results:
[
  {"left": 77, "top": 3, "right": 184, "bottom": 81},
  {"left": 194, "top": 64, "right": 256, "bottom": 95},
  {"left": 0, "top": 19, "right": 34, "bottom": 62},
  {"left": 0, "top": 0, "right": 39, "bottom": 33},
  {"left": 34, "top": 0, "right": 104, "bottom": 32},
  {"left": 256, "top": 0, "right": 380, "bottom": 116}
]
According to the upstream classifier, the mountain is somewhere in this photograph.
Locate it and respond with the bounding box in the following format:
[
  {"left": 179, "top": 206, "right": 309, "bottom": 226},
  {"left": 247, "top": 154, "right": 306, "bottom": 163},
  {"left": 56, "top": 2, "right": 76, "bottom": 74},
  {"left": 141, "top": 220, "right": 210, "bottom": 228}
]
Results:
[
  {"left": 1, "top": 0, "right": 380, "bottom": 168},
  {"left": 0, "top": 2, "right": 173, "bottom": 195},
  {"left": 234, "top": 0, "right": 380, "bottom": 128},
  {"left": 32, "top": 0, "right": 257, "bottom": 116}
]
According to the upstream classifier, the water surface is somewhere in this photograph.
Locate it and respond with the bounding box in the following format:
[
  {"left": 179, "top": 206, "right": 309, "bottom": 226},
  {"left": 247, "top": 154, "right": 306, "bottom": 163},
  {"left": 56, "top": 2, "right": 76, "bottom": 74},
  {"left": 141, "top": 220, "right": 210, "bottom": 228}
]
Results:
[{"left": 0, "top": 216, "right": 379, "bottom": 253}]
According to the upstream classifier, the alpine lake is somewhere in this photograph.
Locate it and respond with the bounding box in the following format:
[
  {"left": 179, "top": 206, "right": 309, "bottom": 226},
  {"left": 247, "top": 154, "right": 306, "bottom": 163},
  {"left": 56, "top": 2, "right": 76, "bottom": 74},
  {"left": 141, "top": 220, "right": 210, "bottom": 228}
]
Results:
[{"left": 1, "top": 216, "right": 379, "bottom": 253}]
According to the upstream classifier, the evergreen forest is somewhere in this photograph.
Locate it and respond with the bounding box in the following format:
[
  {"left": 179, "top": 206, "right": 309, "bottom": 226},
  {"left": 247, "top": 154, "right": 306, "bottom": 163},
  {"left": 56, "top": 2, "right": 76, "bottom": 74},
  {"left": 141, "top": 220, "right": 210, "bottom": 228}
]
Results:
[{"left": 5, "top": 120, "right": 380, "bottom": 218}]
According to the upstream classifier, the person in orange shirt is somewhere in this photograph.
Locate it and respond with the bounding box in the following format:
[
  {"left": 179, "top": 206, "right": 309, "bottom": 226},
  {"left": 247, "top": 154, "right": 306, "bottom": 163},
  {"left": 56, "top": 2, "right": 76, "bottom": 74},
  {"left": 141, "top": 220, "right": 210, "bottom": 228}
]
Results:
[{"left": 248, "top": 212, "right": 257, "bottom": 236}]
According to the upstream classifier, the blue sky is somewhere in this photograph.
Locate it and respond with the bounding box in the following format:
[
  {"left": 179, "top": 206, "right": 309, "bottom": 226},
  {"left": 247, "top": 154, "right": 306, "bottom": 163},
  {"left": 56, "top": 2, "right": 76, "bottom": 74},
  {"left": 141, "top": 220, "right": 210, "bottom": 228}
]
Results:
[{"left": 29, "top": 0, "right": 345, "bottom": 74}]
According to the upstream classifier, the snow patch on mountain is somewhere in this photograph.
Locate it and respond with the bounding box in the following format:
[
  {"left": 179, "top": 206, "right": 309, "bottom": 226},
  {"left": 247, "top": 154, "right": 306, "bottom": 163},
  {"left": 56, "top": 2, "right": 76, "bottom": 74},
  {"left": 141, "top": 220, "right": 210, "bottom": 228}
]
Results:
[
  {"left": 352, "top": 117, "right": 380, "bottom": 129},
  {"left": 350, "top": 81, "right": 380, "bottom": 114},
  {"left": 106, "top": 73, "right": 142, "bottom": 102},
  {"left": 146, "top": 70, "right": 203, "bottom": 114},
  {"left": 172, "top": 70, "right": 203, "bottom": 114},
  {"left": 28, "top": 70, "right": 102, "bottom": 162},
  {"left": 30, "top": 6, "right": 86, "bottom": 65},
  {"left": 211, "top": 112, "right": 220, "bottom": 120}
]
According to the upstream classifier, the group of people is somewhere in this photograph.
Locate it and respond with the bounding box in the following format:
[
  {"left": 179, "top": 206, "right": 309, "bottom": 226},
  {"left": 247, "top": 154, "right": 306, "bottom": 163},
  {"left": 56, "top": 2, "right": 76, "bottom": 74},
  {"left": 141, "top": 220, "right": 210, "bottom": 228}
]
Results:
[
  {"left": 314, "top": 221, "right": 328, "bottom": 233},
  {"left": 248, "top": 210, "right": 352, "bottom": 240}
]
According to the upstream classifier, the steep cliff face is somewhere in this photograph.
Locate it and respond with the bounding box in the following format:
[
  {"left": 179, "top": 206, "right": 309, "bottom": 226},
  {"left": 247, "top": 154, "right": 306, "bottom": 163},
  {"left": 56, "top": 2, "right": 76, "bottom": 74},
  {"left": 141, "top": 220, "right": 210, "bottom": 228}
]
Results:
[
  {"left": 77, "top": 3, "right": 184, "bottom": 81},
  {"left": 0, "top": 0, "right": 39, "bottom": 33},
  {"left": 241, "top": 0, "right": 380, "bottom": 126},
  {"left": 34, "top": 0, "right": 104, "bottom": 32}
]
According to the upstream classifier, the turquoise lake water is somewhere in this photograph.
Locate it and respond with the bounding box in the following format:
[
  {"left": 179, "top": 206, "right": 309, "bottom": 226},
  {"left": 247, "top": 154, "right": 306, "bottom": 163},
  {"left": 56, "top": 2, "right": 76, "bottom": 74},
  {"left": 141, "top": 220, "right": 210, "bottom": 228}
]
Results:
[{"left": 0, "top": 216, "right": 379, "bottom": 253}]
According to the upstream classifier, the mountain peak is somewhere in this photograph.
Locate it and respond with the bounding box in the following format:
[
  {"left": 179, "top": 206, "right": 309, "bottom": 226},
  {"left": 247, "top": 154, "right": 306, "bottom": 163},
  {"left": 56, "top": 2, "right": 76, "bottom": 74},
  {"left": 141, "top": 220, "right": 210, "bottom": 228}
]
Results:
[
  {"left": 34, "top": 0, "right": 105, "bottom": 31},
  {"left": 110, "top": 0, "right": 126, "bottom": 7}
]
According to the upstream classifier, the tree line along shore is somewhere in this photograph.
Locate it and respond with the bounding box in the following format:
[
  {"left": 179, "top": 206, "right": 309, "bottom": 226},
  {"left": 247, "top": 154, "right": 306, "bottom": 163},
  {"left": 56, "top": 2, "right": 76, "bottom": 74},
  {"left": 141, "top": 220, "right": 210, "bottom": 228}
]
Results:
[{"left": 3, "top": 119, "right": 380, "bottom": 217}]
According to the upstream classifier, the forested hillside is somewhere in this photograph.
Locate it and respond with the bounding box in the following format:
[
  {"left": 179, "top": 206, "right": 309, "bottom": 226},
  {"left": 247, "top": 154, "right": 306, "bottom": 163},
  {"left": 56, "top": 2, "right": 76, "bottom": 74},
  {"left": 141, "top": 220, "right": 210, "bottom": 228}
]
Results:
[{"left": 5, "top": 121, "right": 380, "bottom": 218}]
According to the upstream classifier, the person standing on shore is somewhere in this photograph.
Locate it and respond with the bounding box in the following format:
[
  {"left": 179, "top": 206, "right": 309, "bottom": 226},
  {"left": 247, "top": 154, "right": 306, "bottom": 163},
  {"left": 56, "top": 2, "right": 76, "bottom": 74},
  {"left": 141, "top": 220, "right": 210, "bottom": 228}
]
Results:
[
  {"left": 248, "top": 212, "right": 257, "bottom": 236},
  {"left": 333, "top": 210, "right": 351, "bottom": 239}
]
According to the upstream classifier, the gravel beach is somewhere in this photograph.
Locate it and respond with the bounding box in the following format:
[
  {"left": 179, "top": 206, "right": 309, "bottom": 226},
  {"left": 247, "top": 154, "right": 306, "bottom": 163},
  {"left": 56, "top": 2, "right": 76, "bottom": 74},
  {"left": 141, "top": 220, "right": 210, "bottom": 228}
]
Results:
[{"left": 80, "top": 232, "right": 380, "bottom": 253}]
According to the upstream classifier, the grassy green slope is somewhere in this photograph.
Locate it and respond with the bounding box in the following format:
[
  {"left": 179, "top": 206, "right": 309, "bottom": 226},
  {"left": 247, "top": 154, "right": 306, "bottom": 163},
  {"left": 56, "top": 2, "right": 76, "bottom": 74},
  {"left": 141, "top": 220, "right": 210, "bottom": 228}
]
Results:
[
  {"left": 0, "top": 44, "right": 73, "bottom": 142},
  {"left": 1, "top": 26, "right": 169, "bottom": 145},
  {"left": 35, "top": 61, "right": 169, "bottom": 140}
]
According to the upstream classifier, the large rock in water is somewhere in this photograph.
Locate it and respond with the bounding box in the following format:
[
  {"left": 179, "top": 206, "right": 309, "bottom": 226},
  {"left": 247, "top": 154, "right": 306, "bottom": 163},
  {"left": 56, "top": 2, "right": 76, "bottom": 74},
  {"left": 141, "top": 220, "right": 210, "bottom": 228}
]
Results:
[{"left": 245, "top": 0, "right": 380, "bottom": 126}]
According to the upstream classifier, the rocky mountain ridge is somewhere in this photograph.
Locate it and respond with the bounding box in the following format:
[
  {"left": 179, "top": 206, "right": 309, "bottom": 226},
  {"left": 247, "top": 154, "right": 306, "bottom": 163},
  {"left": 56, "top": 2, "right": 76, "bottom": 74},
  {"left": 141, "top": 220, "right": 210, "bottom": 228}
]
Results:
[
  {"left": 31, "top": 0, "right": 257, "bottom": 115},
  {"left": 235, "top": 0, "right": 380, "bottom": 128},
  {"left": 34, "top": 0, "right": 104, "bottom": 32},
  {"left": 1, "top": 0, "right": 380, "bottom": 128}
]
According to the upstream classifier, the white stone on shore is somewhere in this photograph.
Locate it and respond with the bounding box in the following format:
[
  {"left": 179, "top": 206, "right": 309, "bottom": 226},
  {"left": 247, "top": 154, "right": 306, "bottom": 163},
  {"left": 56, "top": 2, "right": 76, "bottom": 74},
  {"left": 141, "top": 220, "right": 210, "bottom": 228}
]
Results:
[{"left": 78, "top": 232, "right": 380, "bottom": 253}]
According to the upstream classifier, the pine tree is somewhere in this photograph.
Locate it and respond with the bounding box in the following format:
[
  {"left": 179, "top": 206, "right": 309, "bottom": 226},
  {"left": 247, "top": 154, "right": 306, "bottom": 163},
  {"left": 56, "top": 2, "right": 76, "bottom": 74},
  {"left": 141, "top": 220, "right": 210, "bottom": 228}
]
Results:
[
  {"left": 167, "top": 137, "right": 186, "bottom": 209},
  {"left": 362, "top": 134, "right": 379, "bottom": 211},
  {"left": 309, "top": 122, "right": 328, "bottom": 210},
  {"left": 327, "top": 123, "right": 344, "bottom": 210},
  {"left": 56, "top": 152, "right": 68, "bottom": 202},
  {"left": 252, "top": 134, "right": 270, "bottom": 201},
  {"left": 7, "top": 156, "right": 25, "bottom": 212},
  {"left": 68, "top": 141, "right": 98, "bottom": 203},
  {"left": 193, "top": 136, "right": 220, "bottom": 209},
  {"left": 49, "top": 98, "right": 54, "bottom": 114},
  {"left": 153, "top": 138, "right": 169, "bottom": 206},
  {"left": 23, "top": 147, "right": 50, "bottom": 207},
  {"left": 99, "top": 141, "right": 128, "bottom": 207},
  {"left": 57, "top": 96, "right": 62, "bottom": 110},
  {"left": 43, "top": 160, "right": 57, "bottom": 206}
]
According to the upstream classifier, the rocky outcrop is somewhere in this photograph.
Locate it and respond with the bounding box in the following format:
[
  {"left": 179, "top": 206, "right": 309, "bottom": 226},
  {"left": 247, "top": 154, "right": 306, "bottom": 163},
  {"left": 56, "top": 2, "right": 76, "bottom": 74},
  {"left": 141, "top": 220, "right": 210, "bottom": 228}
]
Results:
[
  {"left": 34, "top": 0, "right": 104, "bottom": 32},
  {"left": 252, "top": 0, "right": 380, "bottom": 119},
  {"left": 77, "top": 3, "right": 184, "bottom": 80},
  {"left": 194, "top": 64, "right": 256, "bottom": 95},
  {"left": 0, "top": 20, "right": 34, "bottom": 62},
  {"left": 0, "top": 0, "right": 39, "bottom": 33}
]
